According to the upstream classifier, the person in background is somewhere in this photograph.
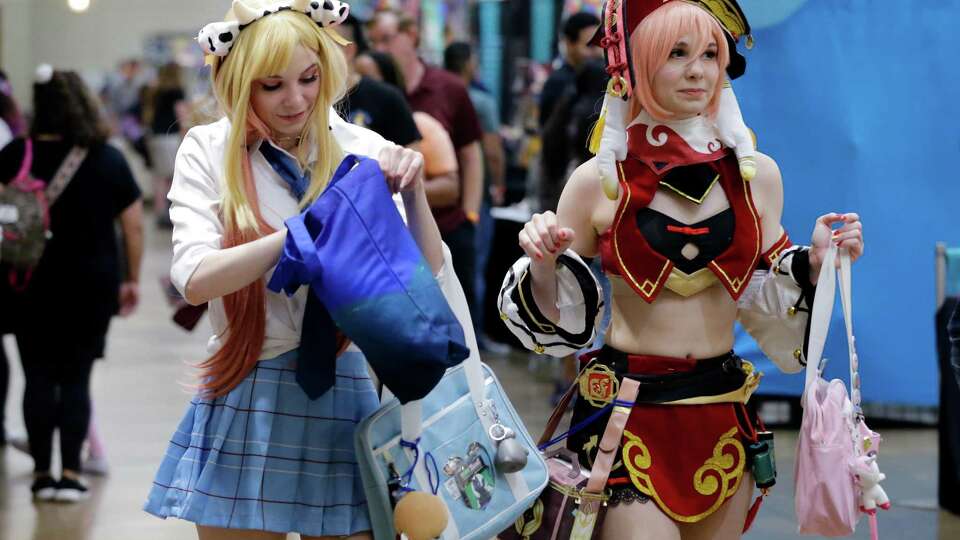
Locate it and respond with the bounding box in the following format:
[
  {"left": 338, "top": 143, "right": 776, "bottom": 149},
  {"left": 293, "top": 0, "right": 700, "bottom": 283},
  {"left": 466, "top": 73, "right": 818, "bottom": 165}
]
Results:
[
  {"left": 0, "top": 67, "right": 143, "bottom": 502},
  {"left": 359, "top": 50, "right": 405, "bottom": 89},
  {"left": 540, "top": 57, "right": 607, "bottom": 213},
  {"left": 368, "top": 9, "right": 485, "bottom": 326},
  {"left": 536, "top": 13, "right": 601, "bottom": 398},
  {"left": 538, "top": 12, "right": 602, "bottom": 130},
  {"left": 0, "top": 68, "right": 26, "bottom": 447},
  {"left": 144, "top": 62, "right": 187, "bottom": 228},
  {"left": 443, "top": 41, "right": 510, "bottom": 353},
  {"left": 101, "top": 59, "right": 153, "bottom": 170},
  {"left": 334, "top": 14, "right": 421, "bottom": 150},
  {"left": 0, "top": 69, "right": 25, "bottom": 148}
]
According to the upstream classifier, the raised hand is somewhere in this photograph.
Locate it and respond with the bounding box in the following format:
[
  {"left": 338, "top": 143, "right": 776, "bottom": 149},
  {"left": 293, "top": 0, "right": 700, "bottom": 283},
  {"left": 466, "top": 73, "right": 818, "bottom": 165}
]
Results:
[
  {"left": 377, "top": 144, "right": 425, "bottom": 193},
  {"left": 809, "top": 212, "right": 864, "bottom": 282},
  {"left": 518, "top": 211, "right": 576, "bottom": 269}
]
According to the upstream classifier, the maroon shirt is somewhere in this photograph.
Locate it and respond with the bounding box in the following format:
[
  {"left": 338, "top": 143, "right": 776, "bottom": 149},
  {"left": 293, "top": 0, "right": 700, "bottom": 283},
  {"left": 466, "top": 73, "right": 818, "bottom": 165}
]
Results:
[{"left": 406, "top": 63, "right": 483, "bottom": 234}]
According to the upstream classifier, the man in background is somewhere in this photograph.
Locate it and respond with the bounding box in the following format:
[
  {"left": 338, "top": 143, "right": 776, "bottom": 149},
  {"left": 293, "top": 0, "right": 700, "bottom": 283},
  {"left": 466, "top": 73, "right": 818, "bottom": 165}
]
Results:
[
  {"left": 443, "top": 41, "right": 509, "bottom": 353},
  {"left": 369, "top": 10, "right": 485, "bottom": 326}
]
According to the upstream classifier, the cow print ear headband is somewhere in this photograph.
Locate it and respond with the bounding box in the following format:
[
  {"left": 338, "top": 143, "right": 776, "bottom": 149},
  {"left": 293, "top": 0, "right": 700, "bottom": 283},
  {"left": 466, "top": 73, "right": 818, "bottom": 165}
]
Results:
[{"left": 199, "top": 0, "right": 350, "bottom": 58}]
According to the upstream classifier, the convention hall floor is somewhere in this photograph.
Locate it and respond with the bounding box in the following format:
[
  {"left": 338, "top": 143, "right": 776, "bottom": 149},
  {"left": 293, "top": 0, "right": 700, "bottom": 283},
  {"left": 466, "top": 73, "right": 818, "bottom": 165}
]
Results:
[{"left": 1, "top": 224, "right": 958, "bottom": 540}]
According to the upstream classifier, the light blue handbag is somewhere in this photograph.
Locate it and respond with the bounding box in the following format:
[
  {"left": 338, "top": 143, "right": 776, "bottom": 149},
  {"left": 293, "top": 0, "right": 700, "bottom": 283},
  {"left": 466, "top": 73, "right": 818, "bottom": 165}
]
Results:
[{"left": 355, "top": 253, "right": 548, "bottom": 540}]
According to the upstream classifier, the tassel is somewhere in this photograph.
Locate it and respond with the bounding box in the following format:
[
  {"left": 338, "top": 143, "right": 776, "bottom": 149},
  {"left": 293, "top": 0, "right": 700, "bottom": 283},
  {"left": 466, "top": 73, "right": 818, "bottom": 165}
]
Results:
[
  {"left": 588, "top": 106, "right": 607, "bottom": 155},
  {"left": 741, "top": 494, "right": 765, "bottom": 534}
]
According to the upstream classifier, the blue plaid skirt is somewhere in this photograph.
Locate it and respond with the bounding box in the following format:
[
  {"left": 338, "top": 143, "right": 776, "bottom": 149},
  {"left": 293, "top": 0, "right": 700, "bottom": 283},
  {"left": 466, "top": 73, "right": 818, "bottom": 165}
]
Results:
[{"left": 144, "top": 349, "right": 380, "bottom": 536}]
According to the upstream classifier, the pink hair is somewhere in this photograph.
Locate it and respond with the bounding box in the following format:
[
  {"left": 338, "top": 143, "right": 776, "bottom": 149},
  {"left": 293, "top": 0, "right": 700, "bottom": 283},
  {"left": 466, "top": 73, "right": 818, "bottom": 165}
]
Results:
[
  {"left": 195, "top": 109, "right": 276, "bottom": 399},
  {"left": 629, "top": 1, "right": 730, "bottom": 121}
]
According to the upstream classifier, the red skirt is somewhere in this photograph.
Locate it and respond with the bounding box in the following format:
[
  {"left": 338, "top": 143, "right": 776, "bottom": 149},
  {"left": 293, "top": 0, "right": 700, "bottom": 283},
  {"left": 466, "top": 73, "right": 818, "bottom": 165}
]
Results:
[{"left": 568, "top": 346, "right": 761, "bottom": 523}]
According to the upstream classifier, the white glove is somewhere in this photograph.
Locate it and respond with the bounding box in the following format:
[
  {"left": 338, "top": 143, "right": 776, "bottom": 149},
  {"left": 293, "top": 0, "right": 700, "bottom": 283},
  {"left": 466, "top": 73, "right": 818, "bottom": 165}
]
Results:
[
  {"left": 596, "top": 95, "right": 629, "bottom": 200},
  {"left": 715, "top": 83, "right": 757, "bottom": 180}
]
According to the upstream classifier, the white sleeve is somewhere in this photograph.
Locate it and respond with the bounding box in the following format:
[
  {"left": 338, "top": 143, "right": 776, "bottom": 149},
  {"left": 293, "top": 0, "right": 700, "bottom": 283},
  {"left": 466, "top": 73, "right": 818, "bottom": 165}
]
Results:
[
  {"left": 737, "top": 245, "right": 815, "bottom": 373},
  {"left": 497, "top": 250, "right": 603, "bottom": 357},
  {"left": 167, "top": 129, "right": 223, "bottom": 296}
]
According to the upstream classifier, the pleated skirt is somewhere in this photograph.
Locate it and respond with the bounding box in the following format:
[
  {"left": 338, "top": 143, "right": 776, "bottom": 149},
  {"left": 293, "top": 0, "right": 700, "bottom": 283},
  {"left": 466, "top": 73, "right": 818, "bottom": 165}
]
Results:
[{"left": 144, "top": 349, "right": 379, "bottom": 536}]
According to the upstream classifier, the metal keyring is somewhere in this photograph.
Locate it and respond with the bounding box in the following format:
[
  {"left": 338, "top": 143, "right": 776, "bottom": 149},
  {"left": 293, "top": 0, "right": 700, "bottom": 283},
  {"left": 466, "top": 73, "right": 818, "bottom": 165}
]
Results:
[{"left": 488, "top": 423, "right": 508, "bottom": 442}]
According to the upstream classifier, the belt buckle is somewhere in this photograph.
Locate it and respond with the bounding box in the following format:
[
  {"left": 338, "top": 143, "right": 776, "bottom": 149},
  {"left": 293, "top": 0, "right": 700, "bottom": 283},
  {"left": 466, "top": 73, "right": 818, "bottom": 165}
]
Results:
[{"left": 579, "top": 363, "right": 620, "bottom": 408}]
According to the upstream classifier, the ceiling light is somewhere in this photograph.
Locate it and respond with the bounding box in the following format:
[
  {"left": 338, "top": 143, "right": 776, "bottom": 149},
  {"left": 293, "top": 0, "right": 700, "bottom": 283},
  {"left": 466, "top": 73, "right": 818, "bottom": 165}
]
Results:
[{"left": 68, "top": 0, "right": 90, "bottom": 13}]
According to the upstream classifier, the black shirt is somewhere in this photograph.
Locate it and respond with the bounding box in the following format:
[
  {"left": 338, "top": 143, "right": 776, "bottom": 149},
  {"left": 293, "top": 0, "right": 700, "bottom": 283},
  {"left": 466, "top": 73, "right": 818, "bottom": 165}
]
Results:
[
  {"left": 0, "top": 138, "right": 141, "bottom": 338},
  {"left": 337, "top": 77, "right": 420, "bottom": 147},
  {"left": 151, "top": 88, "right": 185, "bottom": 135},
  {"left": 539, "top": 62, "right": 576, "bottom": 129}
]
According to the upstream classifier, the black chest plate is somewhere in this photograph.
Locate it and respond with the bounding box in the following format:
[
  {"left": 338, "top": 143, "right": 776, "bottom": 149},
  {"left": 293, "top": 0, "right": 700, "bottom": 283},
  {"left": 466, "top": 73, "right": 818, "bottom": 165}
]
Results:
[{"left": 635, "top": 207, "right": 735, "bottom": 274}]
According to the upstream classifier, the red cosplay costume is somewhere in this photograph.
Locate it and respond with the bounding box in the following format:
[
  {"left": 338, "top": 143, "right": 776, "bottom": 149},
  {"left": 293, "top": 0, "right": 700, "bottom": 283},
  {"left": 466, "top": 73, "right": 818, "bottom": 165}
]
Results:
[
  {"left": 572, "top": 115, "right": 781, "bottom": 523},
  {"left": 599, "top": 119, "right": 792, "bottom": 302}
]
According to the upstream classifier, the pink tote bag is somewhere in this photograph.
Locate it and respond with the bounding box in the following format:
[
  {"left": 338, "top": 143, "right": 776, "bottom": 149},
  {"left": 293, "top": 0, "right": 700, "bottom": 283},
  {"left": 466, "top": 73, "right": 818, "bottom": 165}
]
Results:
[{"left": 794, "top": 245, "right": 886, "bottom": 537}]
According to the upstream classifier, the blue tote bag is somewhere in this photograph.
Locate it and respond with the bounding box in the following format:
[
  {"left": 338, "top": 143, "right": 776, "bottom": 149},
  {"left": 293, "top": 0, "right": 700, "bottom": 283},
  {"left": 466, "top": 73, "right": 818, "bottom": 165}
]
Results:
[
  {"left": 268, "top": 155, "right": 470, "bottom": 403},
  {"left": 355, "top": 249, "right": 549, "bottom": 540}
]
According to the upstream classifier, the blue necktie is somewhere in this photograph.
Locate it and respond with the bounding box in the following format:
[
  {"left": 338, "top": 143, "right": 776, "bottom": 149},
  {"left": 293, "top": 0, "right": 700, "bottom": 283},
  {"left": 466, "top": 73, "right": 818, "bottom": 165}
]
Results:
[{"left": 260, "top": 143, "right": 336, "bottom": 400}]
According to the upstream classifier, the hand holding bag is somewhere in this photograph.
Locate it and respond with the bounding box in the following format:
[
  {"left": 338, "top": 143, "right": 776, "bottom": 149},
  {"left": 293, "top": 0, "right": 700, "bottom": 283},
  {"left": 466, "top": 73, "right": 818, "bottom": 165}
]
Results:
[
  {"left": 268, "top": 155, "right": 470, "bottom": 403},
  {"left": 794, "top": 245, "right": 888, "bottom": 537}
]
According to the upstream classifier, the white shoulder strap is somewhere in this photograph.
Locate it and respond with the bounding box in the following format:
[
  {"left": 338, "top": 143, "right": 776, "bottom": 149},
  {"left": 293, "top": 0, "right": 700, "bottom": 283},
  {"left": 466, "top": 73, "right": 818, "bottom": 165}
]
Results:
[
  {"left": 45, "top": 146, "right": 87, "bottom": 207},
  {"left": 837, "top": 250, "right": 862, "bottom": 413},
  {"left": 804, "top": 244, "right": 837, "bottom": 392}
]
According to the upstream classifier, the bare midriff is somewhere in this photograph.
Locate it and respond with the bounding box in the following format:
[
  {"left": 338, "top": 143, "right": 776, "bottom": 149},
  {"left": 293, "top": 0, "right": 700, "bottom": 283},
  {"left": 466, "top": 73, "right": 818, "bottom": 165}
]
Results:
[{"left": 604, "top": 276, "right": 737, "bottom": 358}]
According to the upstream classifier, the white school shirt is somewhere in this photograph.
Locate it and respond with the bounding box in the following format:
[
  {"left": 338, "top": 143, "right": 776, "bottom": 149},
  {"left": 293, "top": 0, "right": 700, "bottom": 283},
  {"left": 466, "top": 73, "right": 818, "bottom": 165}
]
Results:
[{"left": 168, "top": 109, "right": 393, "bottom": 359}]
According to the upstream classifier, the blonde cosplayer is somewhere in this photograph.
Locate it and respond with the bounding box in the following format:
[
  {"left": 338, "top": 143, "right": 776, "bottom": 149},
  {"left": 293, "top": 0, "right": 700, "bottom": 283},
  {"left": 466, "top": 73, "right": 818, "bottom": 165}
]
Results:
[
  {"left": 208, "top": 0, "right": 349, "bottom": 234},
  {"left": 196, "top": 0, "right": 352, "bottom": 396}
]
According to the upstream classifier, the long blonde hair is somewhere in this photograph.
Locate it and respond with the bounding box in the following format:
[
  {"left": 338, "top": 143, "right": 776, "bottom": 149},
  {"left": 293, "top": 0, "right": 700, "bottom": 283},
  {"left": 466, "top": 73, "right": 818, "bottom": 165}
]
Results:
[{"left": 199, "top": 2, "right": 349, "bottom": 397}]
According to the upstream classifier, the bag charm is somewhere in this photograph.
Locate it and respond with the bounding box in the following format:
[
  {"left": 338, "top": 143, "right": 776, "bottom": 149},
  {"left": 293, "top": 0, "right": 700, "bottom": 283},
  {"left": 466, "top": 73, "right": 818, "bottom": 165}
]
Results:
[
  {"left": 394, "top": 491, "right": 449, "bottom": 540},
  {"left": 490, "top": 423, "right": 529, "bottom": 473}
]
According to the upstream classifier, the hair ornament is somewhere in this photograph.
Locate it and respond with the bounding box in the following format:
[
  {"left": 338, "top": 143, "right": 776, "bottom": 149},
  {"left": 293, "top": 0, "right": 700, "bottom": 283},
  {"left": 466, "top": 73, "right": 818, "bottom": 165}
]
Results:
[
  {"left": 198, "top": 0, "right": 350, "bottom": 58},
  {"left": 35, "top": 64, "right": 54, "bottom": 85}
]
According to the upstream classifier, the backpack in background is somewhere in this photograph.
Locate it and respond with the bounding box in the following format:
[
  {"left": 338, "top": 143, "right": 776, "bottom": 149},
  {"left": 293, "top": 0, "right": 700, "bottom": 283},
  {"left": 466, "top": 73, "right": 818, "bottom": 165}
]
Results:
[{"left": 0, "top": 139, "right": 86, "bottom": 288}]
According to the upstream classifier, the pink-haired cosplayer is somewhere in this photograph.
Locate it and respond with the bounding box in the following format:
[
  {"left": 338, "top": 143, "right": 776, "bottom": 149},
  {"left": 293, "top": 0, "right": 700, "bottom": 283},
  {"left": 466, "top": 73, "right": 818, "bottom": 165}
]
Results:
[{"left": 499, "top": 1, "right": 865, "bottom": 538}]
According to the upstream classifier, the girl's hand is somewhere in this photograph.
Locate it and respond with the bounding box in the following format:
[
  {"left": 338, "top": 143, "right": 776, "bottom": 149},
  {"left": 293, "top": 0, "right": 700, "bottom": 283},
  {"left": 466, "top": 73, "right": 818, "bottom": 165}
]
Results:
[
  {"left": 809, "top": 212, "right": 864, "bottom": 282},
  {"left": 518, "top": 211, "right": 575, "bottom": 270},
  {"left": 378, "top": 144, "right": 424, "bottom": 193}
]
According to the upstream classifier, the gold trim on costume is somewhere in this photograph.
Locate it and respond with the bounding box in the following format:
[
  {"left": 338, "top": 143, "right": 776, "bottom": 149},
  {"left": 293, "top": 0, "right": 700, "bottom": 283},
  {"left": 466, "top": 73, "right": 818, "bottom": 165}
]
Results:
[
  {"left": 709, "top": 175, "right": 761, "bottom": 294},
  {"left": 659, "top": 173, "right": 720, "bottom": 204},
  {"left": 665, "top": 267, "right": 720, "bottom": 297},
  {"left": 698, "top": 0, "right": 748, "bottom": 39},
  {"left": 582, "top": 435, "right": 624, "bottom": 471},
  {"left": 516, "top": 269, "right": 556, "bottom": 334},
  {"left": 579, "top": 364, "right": 621, "bottom": 408},
  {"left": 622, "top": 427, "right": 746, "bottom": 523},
  {"left": 764, "top": 233, "right": 791, "bottom": 266},
  {"left": 613, "top": 162, "right": 671, "bottom": 300},
  {"left": 513, "top": 498, "right": 544, "bottom": 537}
]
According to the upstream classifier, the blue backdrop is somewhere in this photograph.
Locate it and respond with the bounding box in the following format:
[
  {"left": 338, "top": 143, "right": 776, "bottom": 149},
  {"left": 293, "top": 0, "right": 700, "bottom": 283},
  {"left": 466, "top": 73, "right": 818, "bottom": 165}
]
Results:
[{"left": 732, "top": 0, "right": 960, "bottom": 406}]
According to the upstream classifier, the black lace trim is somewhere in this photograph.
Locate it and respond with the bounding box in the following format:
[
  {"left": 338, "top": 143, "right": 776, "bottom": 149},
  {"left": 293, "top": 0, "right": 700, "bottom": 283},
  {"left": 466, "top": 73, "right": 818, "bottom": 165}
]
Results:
[{"left": 607, "top": 486, "right": 652, "bottom": 507}]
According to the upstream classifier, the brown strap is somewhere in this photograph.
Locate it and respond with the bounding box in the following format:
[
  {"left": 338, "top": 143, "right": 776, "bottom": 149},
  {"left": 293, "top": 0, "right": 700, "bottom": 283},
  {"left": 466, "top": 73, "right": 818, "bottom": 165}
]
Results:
[
  {"left": 537, "top": 358, "right": 600, "bottom": 447},
  {"left": 537, "top": 377, "right": 580, "bottom": 447},
  {"left": 584, "top": 377, "right": 639, "bottom": 494},
  {"left": 45, "top": 146, "right": 87, "bottom": 207}
]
